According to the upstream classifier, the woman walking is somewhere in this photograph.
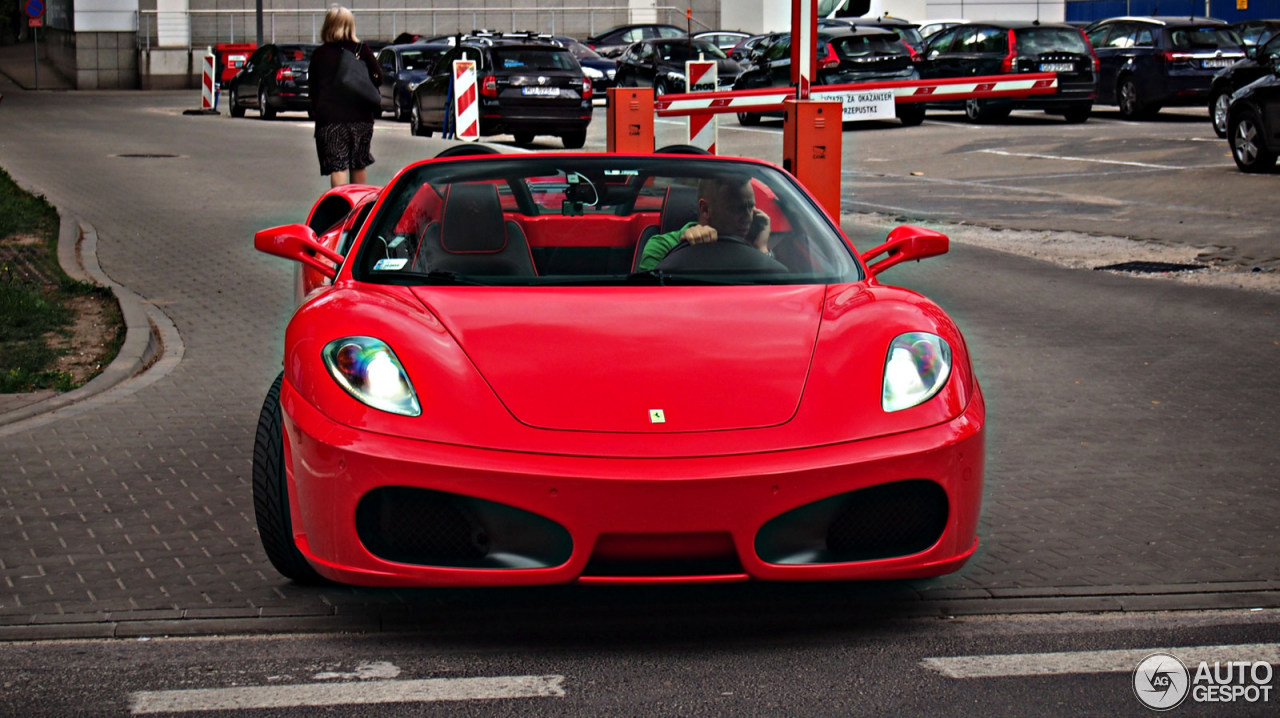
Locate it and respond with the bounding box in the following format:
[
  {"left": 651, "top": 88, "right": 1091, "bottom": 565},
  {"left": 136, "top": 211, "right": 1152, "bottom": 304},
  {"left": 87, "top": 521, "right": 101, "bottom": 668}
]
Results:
[{"left": 308, "top": 5, "right": 382, "bottom": 187}]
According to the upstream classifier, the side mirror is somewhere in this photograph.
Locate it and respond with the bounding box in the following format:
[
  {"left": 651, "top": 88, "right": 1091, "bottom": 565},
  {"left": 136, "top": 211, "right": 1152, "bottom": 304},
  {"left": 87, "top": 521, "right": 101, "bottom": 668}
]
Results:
[
  {"left": 860, "top": 225, "right": 949, "bottom": 276},
  {"left": 254, "top": 223, "right": 345, "bottom": 280}
]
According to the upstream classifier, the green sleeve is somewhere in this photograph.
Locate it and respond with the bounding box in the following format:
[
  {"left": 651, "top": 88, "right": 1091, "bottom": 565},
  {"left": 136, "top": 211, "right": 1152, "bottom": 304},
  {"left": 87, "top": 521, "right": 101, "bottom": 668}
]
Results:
[{"left": 637, "top": 221, "right": 699, "bottom": 272}]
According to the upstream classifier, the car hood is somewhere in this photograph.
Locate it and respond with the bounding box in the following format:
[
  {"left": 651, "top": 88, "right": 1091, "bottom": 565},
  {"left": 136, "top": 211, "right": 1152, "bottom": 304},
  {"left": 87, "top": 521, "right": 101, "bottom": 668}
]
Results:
[{"left": 410, "top": 286, "right": 826, "bottom": 433}]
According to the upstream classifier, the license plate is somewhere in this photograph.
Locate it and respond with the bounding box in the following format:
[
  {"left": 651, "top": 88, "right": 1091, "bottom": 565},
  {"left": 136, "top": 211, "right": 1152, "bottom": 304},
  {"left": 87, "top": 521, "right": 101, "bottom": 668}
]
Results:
[
  {"left": 1039, "top": 62, "right": 1074, "bottom": 72},
  {"left": 521, "top": 86, "right": 561, "bottom": 96},
  {"left": 1202, "top": 58, "right": 1235, "bottom": 68}
]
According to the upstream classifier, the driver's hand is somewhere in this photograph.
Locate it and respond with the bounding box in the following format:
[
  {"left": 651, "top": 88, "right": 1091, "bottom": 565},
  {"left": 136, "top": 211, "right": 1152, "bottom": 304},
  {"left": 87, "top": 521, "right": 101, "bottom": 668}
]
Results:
[
  {"left": 747, "top": 208, "right": 771, "bottom": 252},
  {"left": 682, "top": 224, "right": 718, "bottom": 245}
]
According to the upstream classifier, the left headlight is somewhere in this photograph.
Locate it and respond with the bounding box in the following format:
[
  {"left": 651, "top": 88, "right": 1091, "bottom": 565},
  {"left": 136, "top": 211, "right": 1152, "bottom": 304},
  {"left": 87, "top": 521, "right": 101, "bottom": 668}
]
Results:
[
  {"left": 582, "top": 66, "right": 604, "bottom": 80},
  {"left": 323, "top": 337, "right": 421, "bottom": 416},
  {"left": 882, "top": 332, "right": 951, "bottom": 413}
]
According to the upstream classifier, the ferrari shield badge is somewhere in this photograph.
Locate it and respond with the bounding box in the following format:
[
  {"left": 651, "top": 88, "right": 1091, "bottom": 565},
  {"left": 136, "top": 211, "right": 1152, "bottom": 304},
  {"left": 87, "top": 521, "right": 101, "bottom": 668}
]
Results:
[{"left": 649, "top": 409, "right": 666, "bottom": 424}]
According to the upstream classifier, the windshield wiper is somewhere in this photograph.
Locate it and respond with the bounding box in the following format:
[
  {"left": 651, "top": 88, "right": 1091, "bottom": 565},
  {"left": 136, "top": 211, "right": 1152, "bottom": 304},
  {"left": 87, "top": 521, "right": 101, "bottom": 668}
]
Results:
[
  {"left": 624, "top": 270, "right": 752, "bottom": 286},
  {"left": 399, "top": 270, "right": 493, "bottom": 286}
]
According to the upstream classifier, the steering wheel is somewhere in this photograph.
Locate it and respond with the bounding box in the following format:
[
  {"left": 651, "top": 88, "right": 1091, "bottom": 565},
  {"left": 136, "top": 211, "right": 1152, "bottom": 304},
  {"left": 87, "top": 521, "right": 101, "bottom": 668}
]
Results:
[{"left": 654, "top": 235, "right": 787, "bottom": 273}]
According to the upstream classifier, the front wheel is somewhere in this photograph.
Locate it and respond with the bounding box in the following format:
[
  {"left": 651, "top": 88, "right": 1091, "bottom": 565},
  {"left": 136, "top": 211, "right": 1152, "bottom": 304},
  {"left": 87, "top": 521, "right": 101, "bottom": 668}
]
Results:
[
  {"left": 512, "top": 131, "right": 535, "bottom": 145},
  {"left": 228, "top": 87, "right": 245, "bottom": 117},
  {"left": 1117, "top": 77, "right": 1157, "bottom": 119},
  {"left": 410, "top": 103, "right": 432, "bottom": 137},
  {"left": 737, "top": 111, "right": 761, "bottom": 126},
  {"left": 1061, "top": 103, "right": 1091, "bottom": 124},
  {"left": 561, "top": 129, "right": 587, "bottom": 149},
  {"left": 964, "top": 98, "right": 1008, "bottom": 123},
  {"left": 896, "top": 104, "right": 926, "bottom": 127},
  {"left": 1210, "top": 90, "right": 1231, "bottom": 138},
  {"left": 258, "top": 86, "right": 276, "bottom": 120},
  {"left": 252, "top": 373, "right": 327, "bottom": 584},
  {"left": 1230, "top": 108, "right": 1278, "bottom": 173},
  {"left": 655, "top": 78, "right": 672, "bottom": 97}
]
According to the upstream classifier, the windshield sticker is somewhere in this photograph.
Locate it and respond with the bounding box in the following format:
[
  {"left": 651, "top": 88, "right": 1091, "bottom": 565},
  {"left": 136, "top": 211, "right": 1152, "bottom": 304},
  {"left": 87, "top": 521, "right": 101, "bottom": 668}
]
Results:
[
  {"left": 373, "top": 258, "right": 409, "bottom": 271},
  {"left": 604, "top": 169, "right": 639, "bottom": 177}
]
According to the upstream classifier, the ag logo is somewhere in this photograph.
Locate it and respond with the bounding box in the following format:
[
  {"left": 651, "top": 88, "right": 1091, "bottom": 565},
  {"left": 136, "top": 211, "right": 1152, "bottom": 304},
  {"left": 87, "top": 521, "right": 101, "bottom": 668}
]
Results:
[{"left": 1134, "top": 653, "right": 1189, "bottom": 711}]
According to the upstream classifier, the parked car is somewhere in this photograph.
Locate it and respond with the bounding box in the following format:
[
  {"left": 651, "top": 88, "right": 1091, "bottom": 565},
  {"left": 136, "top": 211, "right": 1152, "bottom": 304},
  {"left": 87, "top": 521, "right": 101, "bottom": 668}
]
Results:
[
  {"left": 918, "top": 19, "right": 969, "bottom": 40},
  {"left": 728, "top": 32, "right": 775, "bottom": 62},
  {"left": 820, "top": 15, "right": 928, "bottom": 56},
  {"left": 1230, "top": 18, "right": 1280, "bottom": 48},
  {"left": 408, "top": 34, "right": 593, "bottom": 147},
  {"left": 1209, "top": 29, "right": 1280, "bottom": 136},
  {"left": 226, "top": 43, "right": 319, "bottom": 119},
  {"left": 694, "top": 30, "right": 752, "bottom": 54},
  {"left": 1084, "top": 16, "right": 1246, "bottom": 119},
  {"left": 552, "top": 35, "right": 618, "bottom": 95},
  {"left": 377, "top": 42, "right": 449, "bottom": 122},
  {"left": 1226, "top": 66, "right": 1280, "bottom": 172},
  {"left": 614, "top": 37, "right": 743, "bottom": 95},
  {"left": 920, "top": 21, "right": 1098, "bottom": 123},
  {"left": 734, "top": 26, "right": 925, "bottom": 127},
  {"left": 583, "top": 23, "right": 688, "bottom": 58},
  {"left": 250, "top": 150, "right": 986, "bottom": 587}
]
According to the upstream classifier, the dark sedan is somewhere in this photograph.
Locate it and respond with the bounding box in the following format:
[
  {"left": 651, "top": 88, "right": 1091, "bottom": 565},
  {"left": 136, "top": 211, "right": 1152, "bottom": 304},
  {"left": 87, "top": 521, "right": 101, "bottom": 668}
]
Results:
[
  {"left": 734, "top": 26, "right": 925, "bottom": 127},
  {"left": 553, "top": 36, "right": 618, "bottom": 95},
  {"left": 377, "top": 43, "right": 449, "bottom": 122},
  {"left": 1210, "top": 26, "right": 1280, "bottom": 136},
  {"left": 614, "top": 37, "right": 743, "bottom": 95},
  {"left": 921, "top": 22, "right": 1098, "bottom": 123},
  {"left": 1226, "top": 59, "right": 1280, "bottom": 172},
  {"left": 227, "top": 43, "right": 318, "bottom": 119},
  {"left": 583, "top": 23, "right": 688, "bottom": 58}
]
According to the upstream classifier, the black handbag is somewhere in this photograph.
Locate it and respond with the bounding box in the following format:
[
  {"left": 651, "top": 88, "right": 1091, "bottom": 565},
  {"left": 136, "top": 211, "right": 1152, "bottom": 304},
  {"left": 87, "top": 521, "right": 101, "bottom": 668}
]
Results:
[{"left": 333, "top": 44, "right": 381, "bottom": 111}]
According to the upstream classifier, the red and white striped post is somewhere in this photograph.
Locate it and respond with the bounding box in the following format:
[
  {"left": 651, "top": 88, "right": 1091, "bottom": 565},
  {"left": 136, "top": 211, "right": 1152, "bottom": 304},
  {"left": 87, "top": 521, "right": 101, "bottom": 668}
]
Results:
[
  {"left": 452, "top": 59, "right": 480, "bottom": 142},
  {"left": 201, "top": 50, "right": 216, "bottom": 110},
  {"left": 684, "top": 60, "right": 718, "bottom": 153}
]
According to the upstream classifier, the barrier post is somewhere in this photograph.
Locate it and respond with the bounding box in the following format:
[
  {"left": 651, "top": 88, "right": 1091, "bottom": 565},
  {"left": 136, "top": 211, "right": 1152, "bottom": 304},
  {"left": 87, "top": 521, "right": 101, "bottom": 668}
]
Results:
[
  {"left": 782, "top": 98, "right": 842, "bottom": 219},
  {"left": 684, "top": 60, "right": 718, "bottom": 154},
  {"left": 452, "top": 59, "right": 480, "bottom": 142},
  {"left": 183, "top": 49, "right": 220, "bottom": 116},
  {"left": 606, "top": 87, "right": 654, "bottom": 153}
]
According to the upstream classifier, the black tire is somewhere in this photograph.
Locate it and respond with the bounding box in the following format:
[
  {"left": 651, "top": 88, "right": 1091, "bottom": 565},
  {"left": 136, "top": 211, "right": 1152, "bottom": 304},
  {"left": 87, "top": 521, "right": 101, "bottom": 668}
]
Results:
[
  {"left": 1229, "top": 107, "right": 1278, "bottom": 173},
  {"left": 1117, "top": 77, "right": 1157, "bottom": 119},
  {"left": 1210, "top": 90, "right": 1230, "bottom": 138},
  {"left": 964, "top": 98, "right": 1008, "bottom": 123},
  {"left": 410, "top": 103, "right": 432, "bottom": 137},
  {"left": 512, "top": 131, "right": 535, "bottom": 145},
  {"left": 258, "top": 85, "right": 276, "bottom": 120},
  {"left": 896, "top": 104, "right": 926, "bottom": 127},
  {"left": 561, "top": 129, "right": 587, "bottom": 149},
  {"left": 1062, "top": 102, "right": 1091, "bottom": 124},
  {"left": 252, "top": 373, "right": 327, "bottom": 584},
  {"left": 654, "top": 144, "right": 711, "bottom": 154},
  {"left": 655, "top": 78, "right": 672, "bottom": 96},
  {"left": 737, "top": 111, "right": 761, "bottom": 126},
  {"left": 228, "top": 87, "right": 245, "bottom": 117}
]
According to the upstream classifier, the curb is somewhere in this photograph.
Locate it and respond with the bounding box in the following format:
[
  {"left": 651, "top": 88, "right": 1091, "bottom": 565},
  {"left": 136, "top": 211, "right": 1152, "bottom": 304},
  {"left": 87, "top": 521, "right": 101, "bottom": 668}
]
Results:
[
  {"left": 0, "top": 587, "right": 1277, "bottom": 642},
  {"left": 0, "top": 209, "right": 165, "bottom": 431}
]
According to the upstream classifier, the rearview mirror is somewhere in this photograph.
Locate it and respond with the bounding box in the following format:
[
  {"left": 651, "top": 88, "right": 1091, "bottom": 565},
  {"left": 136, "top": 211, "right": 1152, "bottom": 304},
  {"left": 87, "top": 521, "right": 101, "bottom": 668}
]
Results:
[
  {"left": 254, "top": 223, "right": 345, "bottom": 280},
  {"left": 860, "top": 225, "right": 949, "bottom": 276}
]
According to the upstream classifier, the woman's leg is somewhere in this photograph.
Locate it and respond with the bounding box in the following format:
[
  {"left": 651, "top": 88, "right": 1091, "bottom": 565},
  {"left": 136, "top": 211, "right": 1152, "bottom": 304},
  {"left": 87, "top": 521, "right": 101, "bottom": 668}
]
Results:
[{"left": 329, "top": 170, "right": 349, "bottom": 188}]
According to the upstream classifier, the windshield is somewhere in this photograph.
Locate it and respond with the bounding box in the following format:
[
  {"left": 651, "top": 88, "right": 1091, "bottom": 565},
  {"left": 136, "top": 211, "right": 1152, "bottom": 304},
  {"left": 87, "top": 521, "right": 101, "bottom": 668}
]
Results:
[
  {"left": 660, "top": 40, "right": 730, "bottom": 61},
  {"left": 1167, "top": 27, "right": 1242, "bottom": 50},
  {"left": 491, "top": 47, "right": 578, "bottom": 71},
  {"left": 400, "top": 49, "right": 443, "bottom": 71},
  {"left": 354, "top": 156, "right": 861, "bottom": 286},
  {"left": 1016, "top": 27, "right": 1090, "bottom": 54}
]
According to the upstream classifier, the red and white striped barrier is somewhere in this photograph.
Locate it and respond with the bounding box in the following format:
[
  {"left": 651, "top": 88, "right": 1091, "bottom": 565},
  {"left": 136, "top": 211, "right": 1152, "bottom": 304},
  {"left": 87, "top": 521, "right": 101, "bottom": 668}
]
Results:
[
  {"left": 452, "top": 59, "right": 479, "bottom": 142},
  {"left": 201, "top": 51, "right": 216, "bottom": 110},
  {"left": 685, "top": 60, "right": 718, "bottom": 154},
  {"left": 654, "top": 73, "right": 1060, "bottom": 117}
]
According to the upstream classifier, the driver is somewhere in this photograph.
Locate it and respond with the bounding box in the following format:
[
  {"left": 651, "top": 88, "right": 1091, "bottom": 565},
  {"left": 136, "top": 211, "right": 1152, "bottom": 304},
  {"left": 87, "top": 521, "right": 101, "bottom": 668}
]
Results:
[{"left": 636, "top": 176, "right": 772, "bottom": 272}]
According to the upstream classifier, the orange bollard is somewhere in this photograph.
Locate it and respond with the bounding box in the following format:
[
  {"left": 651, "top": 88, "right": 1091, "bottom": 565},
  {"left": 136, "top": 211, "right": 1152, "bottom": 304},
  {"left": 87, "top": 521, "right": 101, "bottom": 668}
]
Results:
[
  {"left": 782, "top": 98, "right": 842, "bottom": 219},
  {"left": 606, "top": 87, "right": 655, "bottom": 153}
]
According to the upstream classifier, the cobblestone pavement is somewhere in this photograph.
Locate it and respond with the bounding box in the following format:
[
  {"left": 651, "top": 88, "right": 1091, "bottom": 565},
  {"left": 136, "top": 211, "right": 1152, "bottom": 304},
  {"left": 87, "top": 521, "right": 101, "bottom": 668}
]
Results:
[{"left": 0, "top": 81, "right": 1278, "bottom": 640}]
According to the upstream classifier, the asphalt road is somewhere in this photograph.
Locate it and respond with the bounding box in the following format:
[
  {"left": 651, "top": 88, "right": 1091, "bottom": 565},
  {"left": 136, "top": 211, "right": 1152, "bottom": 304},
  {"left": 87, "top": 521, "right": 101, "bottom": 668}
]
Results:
[{"left": 0, "top": 88, "right": 1277, "bottom": 633}]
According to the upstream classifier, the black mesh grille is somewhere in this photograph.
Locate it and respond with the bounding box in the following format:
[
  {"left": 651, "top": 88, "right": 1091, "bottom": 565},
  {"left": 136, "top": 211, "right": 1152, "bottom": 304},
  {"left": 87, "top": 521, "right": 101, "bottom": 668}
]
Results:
[
  {"left": 356, "top": 487, "right": 490, "bottom": 565},
  {"left": 826, "top": 480, "right": 948, "bottom": 561}
]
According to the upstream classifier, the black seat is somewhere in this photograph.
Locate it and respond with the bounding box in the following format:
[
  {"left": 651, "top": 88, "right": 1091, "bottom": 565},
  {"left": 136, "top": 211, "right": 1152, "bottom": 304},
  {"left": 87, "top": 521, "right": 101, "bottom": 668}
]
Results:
[
  {"left": 630, "top": 184, "right": 701, "bottom": 272},
  {"left": 414, "top": 183, "right": 537, "bottom": 277}
]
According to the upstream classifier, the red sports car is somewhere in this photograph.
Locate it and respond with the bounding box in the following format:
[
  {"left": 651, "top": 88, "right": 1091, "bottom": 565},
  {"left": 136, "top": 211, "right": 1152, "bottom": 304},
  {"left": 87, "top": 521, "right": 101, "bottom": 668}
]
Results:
[{"left": 253, "top": 152, "right": 985, "bottom": 587}]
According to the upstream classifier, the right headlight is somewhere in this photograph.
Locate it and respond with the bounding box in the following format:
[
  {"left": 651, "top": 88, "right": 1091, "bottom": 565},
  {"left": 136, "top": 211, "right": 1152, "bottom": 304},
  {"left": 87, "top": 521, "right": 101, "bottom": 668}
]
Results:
[
  {"left": 882, "top": 332, "right": 951, "bottom": 413},
  {"left": 582, "top": 66, "right": 604, "bottom": 80}
]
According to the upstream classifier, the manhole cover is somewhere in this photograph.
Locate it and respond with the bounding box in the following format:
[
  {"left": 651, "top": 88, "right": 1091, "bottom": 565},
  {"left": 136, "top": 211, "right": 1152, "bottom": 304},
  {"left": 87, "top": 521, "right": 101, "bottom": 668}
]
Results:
[
  {"left": 114, "top": 153, "right": 181, "bottom": 159},
  {"left": 1094, "top": 261, "right": 1206, "bottom": 274}
]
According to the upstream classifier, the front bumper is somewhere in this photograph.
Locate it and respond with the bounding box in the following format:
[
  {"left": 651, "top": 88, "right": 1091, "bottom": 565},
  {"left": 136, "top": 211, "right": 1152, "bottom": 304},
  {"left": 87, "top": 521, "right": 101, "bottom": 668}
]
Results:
[{"left": 280, "top": 380, "right": 986, "bottom": 586}]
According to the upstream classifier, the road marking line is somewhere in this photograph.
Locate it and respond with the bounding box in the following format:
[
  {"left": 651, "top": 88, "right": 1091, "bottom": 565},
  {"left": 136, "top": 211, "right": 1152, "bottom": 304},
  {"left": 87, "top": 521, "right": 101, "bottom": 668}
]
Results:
[
  {"left": 130, "top": 674, "right": 565, "bottom": 714},
  {"left": 923, "top": 643, "right": 1280, "bottom": 679},
  {"left": 976, "top": 148, "right": 1182, "bottom": 170}
]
